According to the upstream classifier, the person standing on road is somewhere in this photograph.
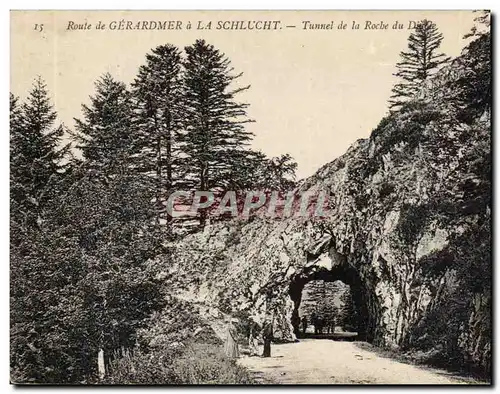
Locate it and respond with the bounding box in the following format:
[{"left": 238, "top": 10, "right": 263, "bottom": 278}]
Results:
[
  {"left": 224, "top": 318, "right": 240, "bottom": 358},
  {"left": 301, "top": 316, "right": 308, "bottom": 334},
  {"left": 248, "top": 318, "right": 260, "bottom": 356},
  {"left": 262, "top": 317, "right": 273, "bottom": 357}
]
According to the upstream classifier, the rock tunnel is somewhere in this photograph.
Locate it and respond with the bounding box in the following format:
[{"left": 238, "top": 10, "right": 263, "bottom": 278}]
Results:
[{"left": 287, "top": 244, "right": 375, "bottom": 343}]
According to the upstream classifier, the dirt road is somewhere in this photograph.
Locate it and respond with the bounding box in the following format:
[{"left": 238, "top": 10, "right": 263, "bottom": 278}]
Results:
[{"left": 238, "top": 339, "right": 474, "bottom": 384}]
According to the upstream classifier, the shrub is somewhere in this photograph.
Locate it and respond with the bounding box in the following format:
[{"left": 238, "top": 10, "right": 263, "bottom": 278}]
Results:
[
  {"left": 172, "top": 343, "right": 254, "bottom": 384},
  {"left": 418, "top": 248, "right": 454, "bottom": 278},
  {"left": 396, "top": 204, "right": 429, "bottom": 246},
  {"left": 104, "top": 347, "right": 182, "bottom": 384},
  {"left": 378, "top": 181, "right": 396, "bottom": 200},
  {"left": 104, "top": 342, "right": 255, "bottom": 384}
]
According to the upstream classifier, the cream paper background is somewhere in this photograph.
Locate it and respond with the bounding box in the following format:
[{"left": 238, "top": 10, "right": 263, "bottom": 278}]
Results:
[{"left": 10, "top": 10, "right": 476, "bottom": 178}]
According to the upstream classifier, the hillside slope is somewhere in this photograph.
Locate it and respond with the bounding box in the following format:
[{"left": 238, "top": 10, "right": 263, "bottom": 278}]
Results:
[{"left": 155, "top": 31, "right": 491, "bottom": 375}]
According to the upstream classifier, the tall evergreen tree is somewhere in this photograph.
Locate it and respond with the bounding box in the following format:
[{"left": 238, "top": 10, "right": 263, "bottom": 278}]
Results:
[
  {"left": 451, "top": 11, "right": 491, "bottom": 122},
  {"left": 338, "top": 290, "right": 358, "bottom": 331},
  {"left": 258, "top": 153, "right": 298, "bottom": 191},
  {"left": 300, "top": 280, "right": 340, "bottom": 328},
  {"left": 74, "top": 73, "right": 133, "bottom": 175},
  {"left": 389, "top": 19, "right": 449, "bottom": 110},
  {"left": 10, "top": 78, "right": 66, "bottom": 230},
  {"left": 72, "top": 71, "right": 169, "bottom": 367},
  {"left": 182, "top": 40, "right": 254, "bottom": 192},
  {"left": 10, "top": 94, "right": 26, "bottom": 227},
  {"left": 130, "top": 45, "right": 184, "bottom": 231},
  {"left": 10, "top": 80, "right": 73, "bottom": 382},
  {"left": 10, "top": 167, "right": 165, "bottom": 383}
]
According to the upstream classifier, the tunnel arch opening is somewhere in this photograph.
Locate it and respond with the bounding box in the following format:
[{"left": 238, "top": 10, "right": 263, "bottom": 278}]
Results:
[
  {"left": 298, "top": 279, "right": 355, "bottom": 336},
  {"left": 288, "top": 252, "right": 372, "bottom": 342}
]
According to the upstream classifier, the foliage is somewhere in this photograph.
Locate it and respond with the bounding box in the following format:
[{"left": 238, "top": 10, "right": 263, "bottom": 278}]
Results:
[
  {"left": 104, "top": 342, "right": 255, "bottom": 384},
  {"left": 339, "top": 290, "right": 359, "bottom": 331},
  {"left": 73, "top": 73, "right": 133, "bottom": 173},
  {"left": 254, "top": 153, "right": 298, "bottom": 191},
  {"left": 10, "top": 78, "right": 68, "bottom": 233},
  {"left": 449, "top": 11, "right": 491, "bottom": 123},
  {"left": 389, "top": 19, "right": 449, "bottom": 109},
  {"left": 300, "top": 280, "right": 346, "bottom": 330},
  {"left": 10, "top": 167, "right": 166, "bottom": 383},
  {"left": 378, "top": 181, "right": 396, "bottom": 200},
  {"left": 130, "top": 45, "right": 185, "bottom": 231},
  {"left": 374, "top": 101, "right": 442, "bottom": 157},
  {"left": 181, "top": 39, "right": 254, "bottom": 192},
  {"left": 139, "top": 295, "right": 222, "bottom": 349},
  {"left": 417, "top": 248, "right": 454, "bottom": 279},
  {"left": 396, "top": 204, "right": 429, "bottom": 247}
]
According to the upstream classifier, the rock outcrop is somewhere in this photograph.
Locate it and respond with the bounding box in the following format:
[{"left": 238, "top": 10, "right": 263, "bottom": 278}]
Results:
[
  {"left": 161, "top": 39, "right": 491, "bottom": 375},
  {"left": 165, "top": 116, "right": 489, "bottom": 375}
]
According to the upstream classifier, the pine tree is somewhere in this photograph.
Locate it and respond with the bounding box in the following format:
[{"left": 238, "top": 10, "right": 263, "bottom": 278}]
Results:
[
  {"left": 258, "top": 153, "right": 298, "bottom": 191},
  {"left": 10, "top": 80, "right": 74, "bottom": 382},
  {"left": 10, "top": 94, "right": 27, "bottom": 230},
  {"left": 130, "top": 45, "right": 184, "bottom": 231},
  {"left": 10, "top": 78, "right": 66, "bottom": 230},
  {"left": 389, "top": 19, "right": 449, "bottom": 110},
  {"left": 452, "top": 11, "right": 491, "bottom": 122},
  {"left": 74, "top": 73, "right": 133, "bottom": 175},
  {"left": 10, "top": 93, "right": 24, "bottom": 144},
  {"left": 182, "top": 40, "right": 254, "bottom": 206},
  {"left": 71, "top": 70, "right": 169, "bottom": 367},
  {"left": 300, "top": 280, "right": 339, "bottom": 331},
  {"left": 339, "top": 290, "right": 359, "bottom": 331},
  {"left": 10, "top": 167, "right": 165, "bottom": 383},
  {"left": 51, "top": 169, "right": 164, "bottom": 379}
]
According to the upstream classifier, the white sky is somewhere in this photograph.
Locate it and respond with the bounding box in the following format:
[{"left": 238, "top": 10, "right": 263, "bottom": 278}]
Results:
[{"left": 10, "top": 10, "right": 476, "bottom": 179}]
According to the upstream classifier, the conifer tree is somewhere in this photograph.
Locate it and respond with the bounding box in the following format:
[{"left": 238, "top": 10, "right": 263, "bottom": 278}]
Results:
[
  {"left": 182, "top": 40, "right": 255, "bottom": 226},
  {"left": 130, "top": 44, "right": 184, "bottom": 231},
  {"left": 10, "top": 78, "right": 66, "bottom": 229},
  {"left": 452, "top": 11, "right": 491, "bottom": 121},
  {"left": 10, "top": 80, "right": 73, "bottom": 382},
  {"left": 389, "top": 19, "right": 449, "bottom": 109},
  {"left": 258, "top": 153, "right": 298, "bottom": 191},
  {"left": 74, "top": 73, "right": 133, "bottom": 175},
  {"left": 339, "top": 290, "right": 359, "bottom": 331},
  {"left": 182, "top": 40, "right": 254, "bottom": 191},
  {"left": 52, "top": 72, "right": 168, "bottom": 380},
  {"left": 10, "top": 93, "right": 26, "bottom": 218}
]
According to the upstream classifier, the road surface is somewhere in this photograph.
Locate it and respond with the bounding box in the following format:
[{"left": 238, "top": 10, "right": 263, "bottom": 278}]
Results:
[{"left": 238, "top": 339, "right": 476, "bottom": 384}]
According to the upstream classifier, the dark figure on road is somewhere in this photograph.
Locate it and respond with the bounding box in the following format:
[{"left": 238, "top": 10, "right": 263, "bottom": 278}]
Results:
[
  {"left": 262, "top": 318, "right": 273, "bottom": 357},
  {"left": 224, "top": 318, "right": 240, "bottom": 358},
  {"left": 312, "top": 314, "right": 324, "bottom": 334},
  {"left": 317, "top": 317, "right": 324, "bottom": 334},
  {"left": 291, "top": 313, "right": 300, "bottom": 337},
  {"left": 311, "top": 312, "right": 318, "bottom": 334},
  {"left": 301, "top": 316, "right": 308, "bottom": 334},
  {"left": 328, "top": 317, "right": 336, "bottom": 335}
]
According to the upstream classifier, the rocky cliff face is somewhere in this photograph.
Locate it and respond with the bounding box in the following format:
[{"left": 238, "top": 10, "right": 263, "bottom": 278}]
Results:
[
  {"left": 164, "top": 115, "right": 489, "bottom": 375},
  {"left": 160, "top": 48, "right": 491, "bottom": 374}
]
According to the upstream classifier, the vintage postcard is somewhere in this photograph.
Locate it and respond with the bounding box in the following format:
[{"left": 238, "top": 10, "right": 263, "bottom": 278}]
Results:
[{"left": 10, "top": 10, "right": 491, "bottom": 385}]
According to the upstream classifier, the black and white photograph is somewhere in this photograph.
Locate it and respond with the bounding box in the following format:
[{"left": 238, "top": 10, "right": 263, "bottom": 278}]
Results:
[{"left": 9, "top": 9, "right": 492, "bottom": 385}]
